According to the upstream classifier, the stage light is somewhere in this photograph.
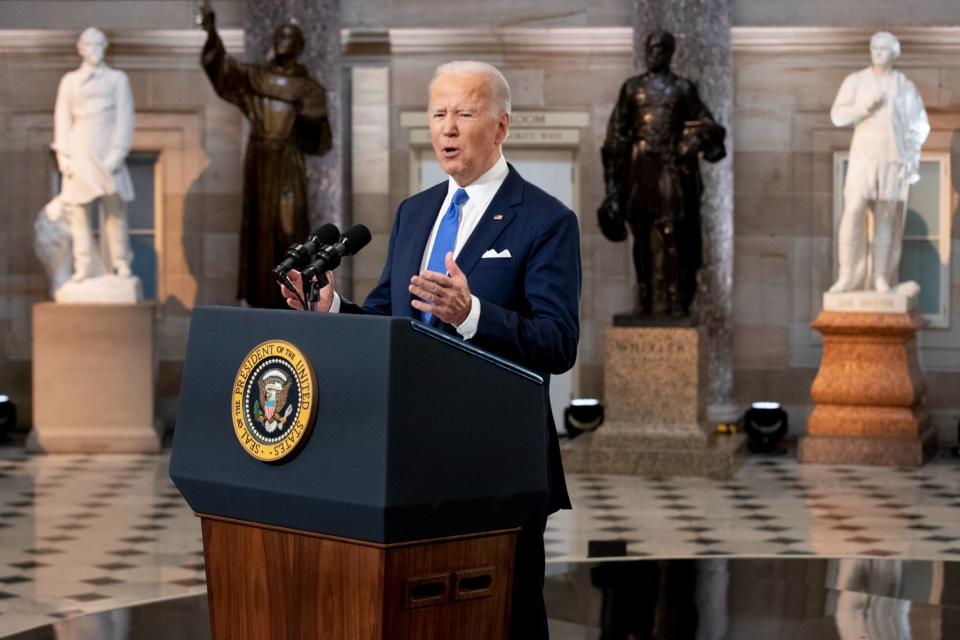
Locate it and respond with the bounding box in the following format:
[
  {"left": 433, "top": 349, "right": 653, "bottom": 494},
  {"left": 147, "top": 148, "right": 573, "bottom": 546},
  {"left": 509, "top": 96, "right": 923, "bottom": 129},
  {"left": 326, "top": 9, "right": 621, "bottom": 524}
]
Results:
[
  {"left": 743, "top": 401, "right": 788, "bottom": 453},
  {"left": 0, "top": 394, "right": 16, "bottom": 441},
  {"left": 564, "top": 398, "right": 604, "bottom": 439}
]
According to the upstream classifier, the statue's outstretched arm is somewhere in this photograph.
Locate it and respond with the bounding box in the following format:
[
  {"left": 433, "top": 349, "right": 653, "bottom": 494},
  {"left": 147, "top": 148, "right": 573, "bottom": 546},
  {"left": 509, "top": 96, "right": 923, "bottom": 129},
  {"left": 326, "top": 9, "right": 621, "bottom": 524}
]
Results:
[{"left": 200, "top": 13, "right": 249, "bottom": 114}]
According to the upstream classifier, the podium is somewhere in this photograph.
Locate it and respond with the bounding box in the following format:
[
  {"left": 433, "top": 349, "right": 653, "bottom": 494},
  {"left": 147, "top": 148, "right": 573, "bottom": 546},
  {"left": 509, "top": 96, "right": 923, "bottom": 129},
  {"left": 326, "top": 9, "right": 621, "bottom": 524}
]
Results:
[{"left": 170, "top": 307, "right": 548, "bottom": 639}]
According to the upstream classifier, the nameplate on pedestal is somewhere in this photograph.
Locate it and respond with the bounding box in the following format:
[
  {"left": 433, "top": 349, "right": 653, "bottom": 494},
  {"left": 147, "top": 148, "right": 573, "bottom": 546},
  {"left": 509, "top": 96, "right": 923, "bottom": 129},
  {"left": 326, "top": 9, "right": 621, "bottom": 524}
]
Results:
[
  {"left": 603, "top": 326, "right": 705, "bottom": 429},
  {"left": 822, "top": 291, "right": 917, "bottom": 314}
]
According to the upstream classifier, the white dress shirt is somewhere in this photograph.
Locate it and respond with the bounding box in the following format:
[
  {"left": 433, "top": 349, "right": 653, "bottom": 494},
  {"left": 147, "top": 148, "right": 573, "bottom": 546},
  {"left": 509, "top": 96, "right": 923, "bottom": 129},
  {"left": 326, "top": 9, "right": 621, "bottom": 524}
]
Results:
[{"left": 331, "top": 154, "right": 509, "bottom": 339}]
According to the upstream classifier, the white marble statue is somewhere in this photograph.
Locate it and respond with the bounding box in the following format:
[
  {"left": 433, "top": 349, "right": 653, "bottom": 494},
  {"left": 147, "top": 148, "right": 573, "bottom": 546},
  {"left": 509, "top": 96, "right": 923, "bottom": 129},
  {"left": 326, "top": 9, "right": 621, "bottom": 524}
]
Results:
[
  {"left": 828, "top": 31, "right": 929, "bottom": 295},
  {"left": 52, "top": 27, "right": 136, "bottom": 284}
]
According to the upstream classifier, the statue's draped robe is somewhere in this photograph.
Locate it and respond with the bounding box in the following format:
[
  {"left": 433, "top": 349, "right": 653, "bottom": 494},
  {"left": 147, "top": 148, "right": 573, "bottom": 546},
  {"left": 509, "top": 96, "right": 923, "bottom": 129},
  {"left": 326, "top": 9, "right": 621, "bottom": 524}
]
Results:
[{"left": 202, "top": 30, "right": 331, "bottom": 308}]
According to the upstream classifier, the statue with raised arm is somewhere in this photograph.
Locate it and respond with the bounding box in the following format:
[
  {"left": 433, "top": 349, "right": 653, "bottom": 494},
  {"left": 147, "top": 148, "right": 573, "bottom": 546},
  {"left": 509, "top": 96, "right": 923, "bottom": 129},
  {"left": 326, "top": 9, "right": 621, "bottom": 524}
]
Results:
[
  {"left": 829, "top": 31, "right": 929, "bottom": 294},
  {"left": 599, "top": 30, "right": 726, "bottom": 318},
  {"left": 200, "top": 3, "right": 332, "bottom": 308},
  {"left": 52, "top": 27, "right": 136, "bottom": 284}
]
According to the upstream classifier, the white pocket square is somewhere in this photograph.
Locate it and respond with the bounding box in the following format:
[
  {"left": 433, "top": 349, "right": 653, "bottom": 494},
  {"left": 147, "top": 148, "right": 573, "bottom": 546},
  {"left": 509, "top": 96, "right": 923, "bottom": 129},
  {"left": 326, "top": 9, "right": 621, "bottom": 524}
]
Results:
[{"left": 481, "top": 248, "right": 512, "bottom": 259}]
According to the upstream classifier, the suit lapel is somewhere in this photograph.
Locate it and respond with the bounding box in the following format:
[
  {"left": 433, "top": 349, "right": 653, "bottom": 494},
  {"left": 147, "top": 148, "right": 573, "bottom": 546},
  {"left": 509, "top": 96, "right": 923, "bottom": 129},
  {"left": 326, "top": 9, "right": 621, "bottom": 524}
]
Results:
[
  {"left": 456, "top": 165, "right": 523, "bottom": 277},
  {"left": 400, "top": 182, "right": 447, "bottom": 319}
]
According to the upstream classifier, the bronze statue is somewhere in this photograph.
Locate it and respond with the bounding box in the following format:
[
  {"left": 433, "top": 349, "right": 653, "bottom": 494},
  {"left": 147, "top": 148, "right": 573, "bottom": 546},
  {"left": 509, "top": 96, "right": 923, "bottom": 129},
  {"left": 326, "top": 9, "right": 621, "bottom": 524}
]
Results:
[
  {"left": 201, "top": 6, "right": 331, "bottom": 308},
  {"left": 599, "top": 30, "right": 726, "bottom": 318}
]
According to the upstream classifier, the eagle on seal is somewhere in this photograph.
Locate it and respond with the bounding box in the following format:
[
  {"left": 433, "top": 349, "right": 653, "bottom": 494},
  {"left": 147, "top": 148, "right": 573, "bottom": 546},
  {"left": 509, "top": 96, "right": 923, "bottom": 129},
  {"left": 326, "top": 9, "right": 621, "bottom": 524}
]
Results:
[{"left": 258, "top": 370, "right": 292, "bottom": 433}]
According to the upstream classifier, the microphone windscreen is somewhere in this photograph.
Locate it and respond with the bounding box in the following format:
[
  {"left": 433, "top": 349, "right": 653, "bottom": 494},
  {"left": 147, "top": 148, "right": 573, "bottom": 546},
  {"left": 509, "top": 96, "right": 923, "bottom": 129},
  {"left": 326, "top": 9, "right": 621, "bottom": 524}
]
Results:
[
  {"left": 309, "top": 223, "right": 341, "bottom": 246},
  {"left": 341, "top": 224, "right": 372, "bottom": 255}
]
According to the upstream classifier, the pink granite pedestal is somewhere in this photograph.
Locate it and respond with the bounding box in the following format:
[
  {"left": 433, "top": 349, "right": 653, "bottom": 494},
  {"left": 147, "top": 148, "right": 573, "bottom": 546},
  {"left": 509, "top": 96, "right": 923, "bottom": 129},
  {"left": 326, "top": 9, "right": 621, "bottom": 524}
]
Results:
[{"left": 799, "top": 310, "right": 935, "bottom": 467}]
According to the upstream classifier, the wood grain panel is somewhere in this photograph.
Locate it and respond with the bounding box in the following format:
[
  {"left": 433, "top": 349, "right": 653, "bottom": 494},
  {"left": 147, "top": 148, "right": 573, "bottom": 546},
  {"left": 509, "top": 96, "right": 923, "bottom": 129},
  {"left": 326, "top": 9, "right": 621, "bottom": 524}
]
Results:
[
  {"left": 382, "top": 531, "right": 516, "bottom": 640},
  {"left": 200, "top": 516, "right": 516, "bottom": 640},
  {"left": 202, "top": 517, "right": 384, "bottom": 640}
]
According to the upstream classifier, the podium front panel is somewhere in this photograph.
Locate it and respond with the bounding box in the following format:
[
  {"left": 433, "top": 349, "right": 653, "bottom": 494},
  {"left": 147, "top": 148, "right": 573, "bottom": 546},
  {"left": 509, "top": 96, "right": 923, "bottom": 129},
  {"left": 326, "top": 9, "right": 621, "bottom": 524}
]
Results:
[{"left": 171, "top": 307, "right": 548, "bottom": 543}]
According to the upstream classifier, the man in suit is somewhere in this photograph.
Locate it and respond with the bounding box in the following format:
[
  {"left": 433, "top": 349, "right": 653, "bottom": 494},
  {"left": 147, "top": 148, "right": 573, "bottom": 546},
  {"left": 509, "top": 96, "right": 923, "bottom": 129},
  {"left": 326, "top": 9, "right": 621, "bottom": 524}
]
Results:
[{"left": 282, "top": 60, "right": 581, "bottom": 639}]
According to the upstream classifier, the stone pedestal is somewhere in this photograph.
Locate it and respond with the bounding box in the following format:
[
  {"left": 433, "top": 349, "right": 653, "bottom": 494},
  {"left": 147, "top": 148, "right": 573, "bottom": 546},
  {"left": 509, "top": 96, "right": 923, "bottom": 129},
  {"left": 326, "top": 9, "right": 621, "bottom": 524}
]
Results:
[
  {"left": 562, "top": 326, "right": 745, "bottom": 478},
  {"left": 29, "top": 302, "right": 161, "bottom": 453},
  {"left": 799, "top": 310, "right": 935, "bottom": 467}
]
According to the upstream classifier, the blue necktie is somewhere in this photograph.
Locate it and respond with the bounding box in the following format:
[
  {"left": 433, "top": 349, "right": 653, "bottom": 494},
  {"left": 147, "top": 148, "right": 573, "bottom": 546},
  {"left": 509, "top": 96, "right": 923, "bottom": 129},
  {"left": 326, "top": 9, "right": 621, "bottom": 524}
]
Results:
[{"left": 422, "top": 187, "right": 469, "bottom": 325}]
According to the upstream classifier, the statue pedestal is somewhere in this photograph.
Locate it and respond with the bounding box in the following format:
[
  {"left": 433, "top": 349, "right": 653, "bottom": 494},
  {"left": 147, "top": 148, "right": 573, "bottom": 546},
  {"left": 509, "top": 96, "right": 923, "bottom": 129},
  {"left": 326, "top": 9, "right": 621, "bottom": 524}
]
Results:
[
  {"left": 28, "top": 302, "right": 161, "bottom": 453},
  {"left": 799, "top": 309, "right": 935, "bottom": 467},
  {"left": 562, "top": 326, "right": 745, "bottom": 478}
]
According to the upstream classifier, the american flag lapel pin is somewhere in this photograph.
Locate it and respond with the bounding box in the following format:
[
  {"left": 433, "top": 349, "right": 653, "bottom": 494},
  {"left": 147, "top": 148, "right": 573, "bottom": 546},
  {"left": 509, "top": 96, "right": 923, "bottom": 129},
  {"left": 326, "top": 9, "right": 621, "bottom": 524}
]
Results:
[{"left": 493, "top": 214, "right": 504, "bottom": 221}]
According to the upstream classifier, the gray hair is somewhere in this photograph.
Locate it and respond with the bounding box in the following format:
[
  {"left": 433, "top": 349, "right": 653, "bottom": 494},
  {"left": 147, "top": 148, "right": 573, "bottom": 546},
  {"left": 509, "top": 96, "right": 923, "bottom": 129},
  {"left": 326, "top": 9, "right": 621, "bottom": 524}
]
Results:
[
  {"left": 78, "top": 27, "right": 108, "bottom": 47},
  {"left": 430, "top": 60, "right": 512, "bottom": 117},
  {"left": 870, "top": 31, "right": 901, "bottom": 58}
]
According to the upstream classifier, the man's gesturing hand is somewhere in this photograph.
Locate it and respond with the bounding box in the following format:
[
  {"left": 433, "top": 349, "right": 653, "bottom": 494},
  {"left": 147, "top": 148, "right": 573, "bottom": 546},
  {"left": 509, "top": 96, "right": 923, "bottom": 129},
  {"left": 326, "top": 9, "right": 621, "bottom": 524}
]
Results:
[{"left": 409, "top": 252, "right": 472, "bottom": 326}]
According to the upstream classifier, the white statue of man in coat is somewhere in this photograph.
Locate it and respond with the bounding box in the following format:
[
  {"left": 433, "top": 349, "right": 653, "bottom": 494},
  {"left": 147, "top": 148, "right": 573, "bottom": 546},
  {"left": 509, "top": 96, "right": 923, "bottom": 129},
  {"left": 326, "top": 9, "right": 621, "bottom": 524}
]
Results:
[
  {"left": 829, "top": 31, "right": 929, "bottom": 295},
  {"left": 52, "top": 27, "right": 136, "bottom": 282}
]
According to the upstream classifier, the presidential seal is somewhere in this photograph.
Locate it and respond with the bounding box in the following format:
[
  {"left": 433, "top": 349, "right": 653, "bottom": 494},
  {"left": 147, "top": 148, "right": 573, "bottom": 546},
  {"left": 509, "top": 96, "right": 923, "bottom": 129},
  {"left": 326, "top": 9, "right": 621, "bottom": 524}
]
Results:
[{"left": 232, "top": 340, "right": 318, "bottom": 462}]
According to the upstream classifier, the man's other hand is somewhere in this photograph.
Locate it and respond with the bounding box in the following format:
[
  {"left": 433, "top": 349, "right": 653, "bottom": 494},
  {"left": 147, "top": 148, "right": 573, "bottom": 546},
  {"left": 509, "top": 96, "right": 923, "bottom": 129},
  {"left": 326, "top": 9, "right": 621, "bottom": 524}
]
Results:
[
  {"left": 280, "top": 269, "right": 335, "bottom": 312},
  {"left": 409, "top": 252, "right": 472, "bottom": 326}
]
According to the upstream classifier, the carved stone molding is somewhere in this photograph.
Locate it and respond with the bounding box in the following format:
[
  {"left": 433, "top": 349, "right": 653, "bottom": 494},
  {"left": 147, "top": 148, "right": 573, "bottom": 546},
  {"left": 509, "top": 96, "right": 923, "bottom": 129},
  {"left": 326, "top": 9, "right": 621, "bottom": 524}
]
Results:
[
  {"left": 732, "top": 26, "right": 960, "bottom": 54},
  {"left": 3, "top": 27, "right": 959, "bottom": 62},
  {"left": 385, "top": 27, "right": 632, "bottom": 55},
  {"left": 0, "top": 29, "right": 244, "bottom": 68}
]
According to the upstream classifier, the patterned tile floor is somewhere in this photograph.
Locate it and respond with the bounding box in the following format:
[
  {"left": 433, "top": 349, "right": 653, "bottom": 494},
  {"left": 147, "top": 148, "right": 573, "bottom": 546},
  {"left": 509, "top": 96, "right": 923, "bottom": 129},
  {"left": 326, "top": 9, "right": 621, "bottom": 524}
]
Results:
[{"left": 0, "top": 448, "right": 959, "bottom": 636}]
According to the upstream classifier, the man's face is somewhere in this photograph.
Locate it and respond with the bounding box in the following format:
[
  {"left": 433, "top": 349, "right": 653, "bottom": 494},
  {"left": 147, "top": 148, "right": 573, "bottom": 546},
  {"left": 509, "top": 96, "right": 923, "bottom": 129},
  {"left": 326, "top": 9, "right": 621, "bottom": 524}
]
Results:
[
  {"left": 870, "top": 42, "right": 895, "bottom": 67},
  {"left": 78, "top": 38, "right": 105, "bottom": 66},
  {"left": 428, "top": 73, "right": 509, "bottom": 187}
]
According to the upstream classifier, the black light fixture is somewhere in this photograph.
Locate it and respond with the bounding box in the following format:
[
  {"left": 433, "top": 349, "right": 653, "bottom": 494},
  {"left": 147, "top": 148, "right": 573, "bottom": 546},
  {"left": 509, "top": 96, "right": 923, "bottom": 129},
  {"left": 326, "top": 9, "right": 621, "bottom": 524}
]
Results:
[
  {"left": 743, "top": 401, "right": 788, "bottom": 453},
  {"left": 564, "top": 398, "right": 604, "bottom": 439},
  {"left": 0, "top": 395, "right": 16, "bottom": 442}
]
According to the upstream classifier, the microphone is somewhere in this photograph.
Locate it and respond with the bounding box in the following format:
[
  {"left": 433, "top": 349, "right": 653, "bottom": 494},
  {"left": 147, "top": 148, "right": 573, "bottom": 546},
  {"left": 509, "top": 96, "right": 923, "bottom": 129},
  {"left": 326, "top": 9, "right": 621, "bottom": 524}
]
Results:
[
  {"left": 301, "top": 224, "right": 372, "bottom": 281},
  {"left": 271, "top": 223, "right": 341, "bottom": 282}
]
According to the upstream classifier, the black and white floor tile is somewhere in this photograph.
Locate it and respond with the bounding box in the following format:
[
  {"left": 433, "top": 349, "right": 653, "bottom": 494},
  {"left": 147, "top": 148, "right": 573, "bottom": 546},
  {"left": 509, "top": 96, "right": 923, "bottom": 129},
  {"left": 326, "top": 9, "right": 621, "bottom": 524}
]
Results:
[
  {"left": 546, "top": 454, "right": 960, "bottom": 562},
  {"left": 1, "top": 449, "right": 959, "bottom": 636},
  {"left": 0, "top": 452, "right": 205, "bottom": 636}
]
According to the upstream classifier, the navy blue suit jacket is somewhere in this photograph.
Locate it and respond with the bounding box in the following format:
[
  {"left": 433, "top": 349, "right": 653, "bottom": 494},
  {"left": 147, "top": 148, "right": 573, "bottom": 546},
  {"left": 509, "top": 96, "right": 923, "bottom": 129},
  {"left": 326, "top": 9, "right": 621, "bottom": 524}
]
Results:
[{"left": 341, "top": 164, "right": 580, "bottom": 513}]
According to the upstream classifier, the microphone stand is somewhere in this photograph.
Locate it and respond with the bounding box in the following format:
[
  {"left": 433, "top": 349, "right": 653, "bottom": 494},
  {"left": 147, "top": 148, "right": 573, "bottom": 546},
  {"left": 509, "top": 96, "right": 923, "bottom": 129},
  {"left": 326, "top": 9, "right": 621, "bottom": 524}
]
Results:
[{"left": 306, "top": 271, "right": 329, "bottom": 311}]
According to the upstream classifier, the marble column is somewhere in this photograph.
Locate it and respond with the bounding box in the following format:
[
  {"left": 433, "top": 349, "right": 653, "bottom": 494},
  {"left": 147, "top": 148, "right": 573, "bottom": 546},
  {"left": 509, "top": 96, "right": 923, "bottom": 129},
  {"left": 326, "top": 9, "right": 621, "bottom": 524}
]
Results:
[
  {"left": 634, "top": 0, "right": 735, "bottom": 421},
  {"left": 245, "top": 0, "right": 347, "bottom": 292}
]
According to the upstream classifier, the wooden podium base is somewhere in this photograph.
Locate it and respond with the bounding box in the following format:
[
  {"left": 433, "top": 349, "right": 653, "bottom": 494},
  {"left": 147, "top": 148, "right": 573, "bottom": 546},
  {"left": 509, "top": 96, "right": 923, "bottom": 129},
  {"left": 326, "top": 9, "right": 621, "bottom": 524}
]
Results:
[{"left": 200, "top": 515, "right": 517, "bottom": 640}]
